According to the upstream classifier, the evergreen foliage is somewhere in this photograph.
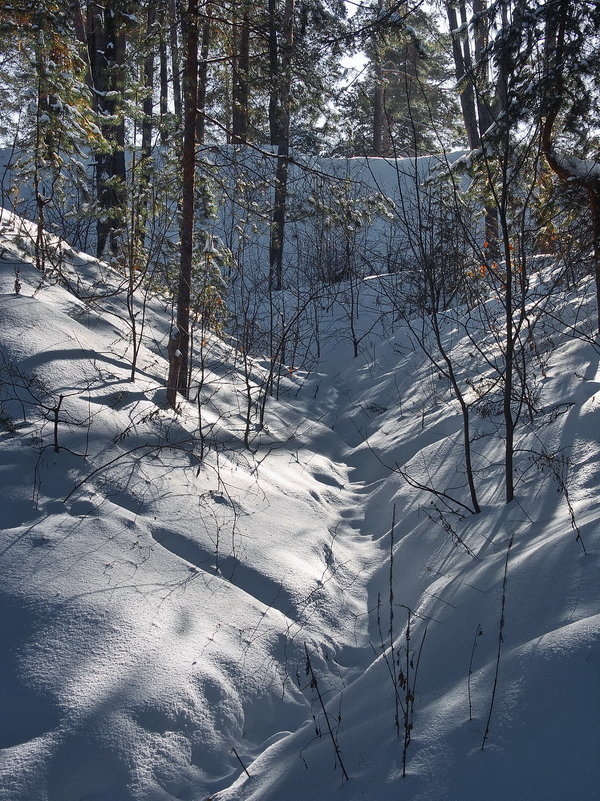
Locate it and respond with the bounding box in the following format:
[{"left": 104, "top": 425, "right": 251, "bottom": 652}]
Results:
[{"left": 0, "top": 0, "right": 599, "bottom": 390}]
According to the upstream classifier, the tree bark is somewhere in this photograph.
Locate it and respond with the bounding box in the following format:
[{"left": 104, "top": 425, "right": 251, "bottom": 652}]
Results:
[
  {"left": 135, "top": 2, "right": 156, "bottom": 259},
  {"left": 471, "top": 0, "right": 493, "bottom": 138},
  {"left": 196, "top": 4, "right": 212, "bottom": 143},
  {"left": 232, "top": 0, "right": 251, "bottom": 144},
  {"left": 167, "top": 0, "right": 198, "bottom": 408},
  {"left": 371, "top": 0, "right": 385, "bottom": 156},
  {"left": 142, "top": 4, "right": 157, "bottom": 150},
  {"left": 159, "top": 0, "right": 169, "bottom": 140},
  {"left": 446, "top": 0, "right": 479, "bottom": 150},
  {"left": 169, "top": 0, "right": 183, "bottom": 121},
  {"left": 372, "top": 49, "right": 384, "bottom": 156},
  {"left": 87, "top": 0, "right": 129, "bottom": 259},
  {"left": 268, "top": 0, "right": 294, "bottom": 291}
]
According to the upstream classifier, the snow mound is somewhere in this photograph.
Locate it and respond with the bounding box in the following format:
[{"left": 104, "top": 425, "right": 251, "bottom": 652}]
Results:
[{"left": 0, "top": 210, "right": 599, "bottom": 801}]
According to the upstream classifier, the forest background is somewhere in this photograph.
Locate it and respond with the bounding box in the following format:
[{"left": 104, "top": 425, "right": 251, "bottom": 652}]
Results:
[{"left": 1, "top": 0, "right": 599, "bottom": 373}]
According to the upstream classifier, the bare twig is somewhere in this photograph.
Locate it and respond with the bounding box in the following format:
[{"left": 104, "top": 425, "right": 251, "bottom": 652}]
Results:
[
  {"left": 304, "top": 643, "right": 349, "bottom": 782},
  {"left": 481, "top": 533, "right": 514, "bottom": 750}
]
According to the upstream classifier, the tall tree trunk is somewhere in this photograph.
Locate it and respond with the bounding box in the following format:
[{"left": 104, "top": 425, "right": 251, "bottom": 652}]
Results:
[
  {"left": 268, "top": 0, "right": 280, "bottom": 146},
  {"left": 135, "top": 2, "right": 156, "bottom": 258},
  {"left": 471, "top": 0, "right": 493, "bottom": 138},
  {"left": 590, "top": 188, "right": 600, "bottom": 336},
  {"left": 88, "top": 0, "right": 128, "bottom": 259},
  {"left": 232, "top": 0, "right": 251, "bottom": 144},
  {"left": 69, "top": 0, "right": 90, "bottom": 72},
  {"left": 268, "top": 0, "right": 294, "bottom": 291},
  {"left": 447, "top": 0, "right": 498, "bottom": 250},
  {"left": 167, "top": 0, "right": 199, "bottom": 407},
  {"left": 472, "top": 0, "right": 499, "bottom": 250},
  {"left": 446, "top": 0, "right": 479, "bottom": 149},
  {"left": 197, "top": 4, "right": 212, "bottom": 144},
  {"left": 371, "top": 0, "right": 385, "bottom": 156},
  {"left": 169, "top": 0, "right": 183, "bottom": 121},
  {"left": 159, "top": 1, "right": 169, "bottom": 142},
  {"left": 372, "top": 50, "right": 384, "bottom": 156}
]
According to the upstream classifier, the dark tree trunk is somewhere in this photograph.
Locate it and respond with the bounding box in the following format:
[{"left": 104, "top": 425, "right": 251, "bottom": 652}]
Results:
[
  {"left": 591, "top": 188, "right": 600, "bottom": 336},
  {"left": 69, "top": 0, "right": 89, "bottom": 69},
  {"left": 87, "top": 0, "right": 128, "bottom": 259},
  {"left": 371, "top": 0, "right": 385, "bottom": 156},
  {"left": 196, "top": 4, "right": 212, "bottom": 144},
  {"left": 447, "top": 0, "right": 498, "bottom": 250},
  {"left": 471, "top": 0, "right": 494, "bottom": 138},
  {"left": 167, "top": 0, "right": 199, "bottom": 408},
  {"left": 142, "top": 6, "right": 156, "bottom": 156},
  {"left": 232, "top": 0, "right": 251, "bottom": 144},
  {"left": 169, "top": 0, "right": 182, "bottom": 121},
  {"left": 447, "top": 0, "right": 479, "bottom": 150},
  {"left": 134, "top": 2, "right": 156, "bottom": 260},
  {"left": 268, "top": 0, "right": 280, "bottom": 145},
  {"left": 268, "top": 0, "right": 294, "bottom": 291},
  {"left": 372, "top": 52, "right": 384, "bottom": 156},
  {"left": 159, "top": 1, "right": 169, "bottom": 142}
]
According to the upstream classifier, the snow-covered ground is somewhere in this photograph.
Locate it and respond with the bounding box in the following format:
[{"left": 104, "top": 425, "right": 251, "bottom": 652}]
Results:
[{"left": 0, "top": 209, "right": 598, "bottom": 801}]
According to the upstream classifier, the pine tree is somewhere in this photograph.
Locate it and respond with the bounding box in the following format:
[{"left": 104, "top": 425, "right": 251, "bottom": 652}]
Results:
[
  {"left": 85, "top": 0, "right": 137, "bottom": 259},
  {"left": 0, "top": 1, "right": 105, "bottom": 267},
  {"left": 336, "top": 1, "right": 460, "bottom": 157}
]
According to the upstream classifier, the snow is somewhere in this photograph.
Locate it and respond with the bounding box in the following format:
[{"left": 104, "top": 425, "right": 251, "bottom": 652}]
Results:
[
  {"left": 554, "top": 154, "right": 600, "bottom": 183},
  {"left": 0, "top": 203, "right": 599, "bottom": 801}
]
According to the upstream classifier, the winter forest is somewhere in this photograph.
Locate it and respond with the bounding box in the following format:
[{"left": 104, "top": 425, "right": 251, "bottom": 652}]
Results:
[{"left": 0, "top": 2, "right": 599, "bottom": 800}]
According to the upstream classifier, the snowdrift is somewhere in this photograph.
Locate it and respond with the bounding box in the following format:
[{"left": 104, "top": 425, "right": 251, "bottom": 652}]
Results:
[{"left": 0, "top": 209, "right": 598, "bottom": 801}]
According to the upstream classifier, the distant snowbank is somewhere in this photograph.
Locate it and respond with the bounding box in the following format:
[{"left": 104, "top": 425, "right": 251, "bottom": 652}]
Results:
[{"left": 0, "top": 146, "right": 466, "bottom": 279}]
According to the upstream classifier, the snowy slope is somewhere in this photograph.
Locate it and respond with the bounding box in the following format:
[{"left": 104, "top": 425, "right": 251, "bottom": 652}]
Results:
[{"left": 0, "top": 209, "right": 599, "bottom": 801}]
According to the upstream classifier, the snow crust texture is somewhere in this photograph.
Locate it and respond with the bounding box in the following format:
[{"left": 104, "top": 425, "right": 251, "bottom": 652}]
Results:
[{"left": 0, "top": 208, "right": 598, "bottom": 801}]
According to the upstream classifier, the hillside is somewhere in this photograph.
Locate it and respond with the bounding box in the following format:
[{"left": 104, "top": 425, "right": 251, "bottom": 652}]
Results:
[{"left": 0, "top": 207, "right": 599, "bottom": 801}]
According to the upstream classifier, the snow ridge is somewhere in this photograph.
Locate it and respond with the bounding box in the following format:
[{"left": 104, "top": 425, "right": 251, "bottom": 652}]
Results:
[{"left": 0, "top": 210, "right": 598, "bottom": 801}]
